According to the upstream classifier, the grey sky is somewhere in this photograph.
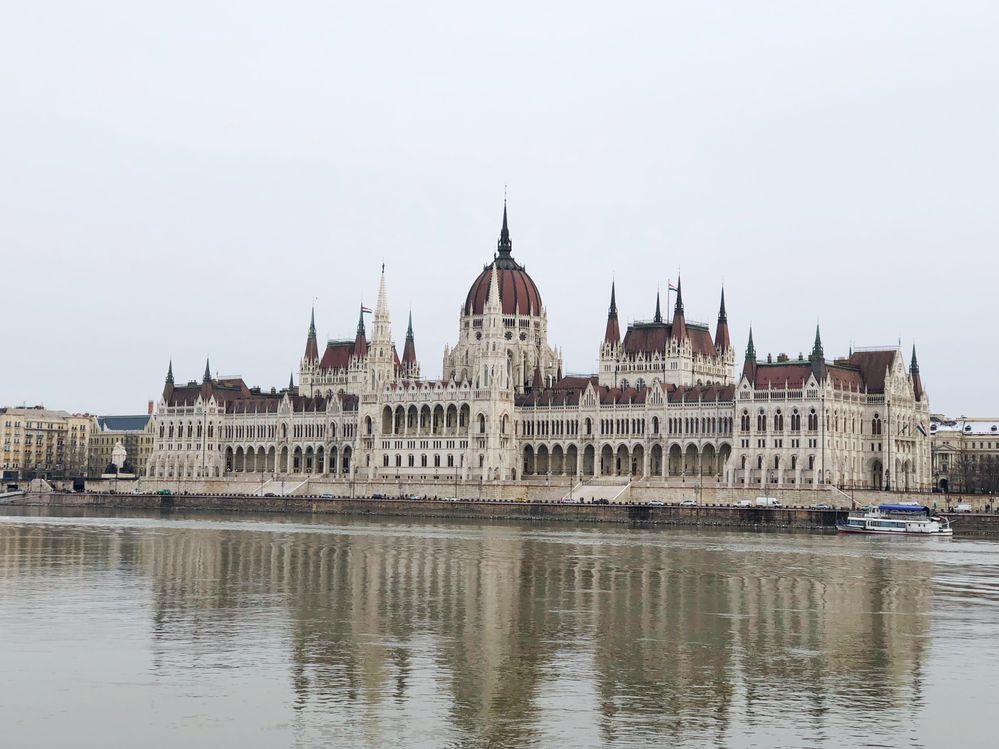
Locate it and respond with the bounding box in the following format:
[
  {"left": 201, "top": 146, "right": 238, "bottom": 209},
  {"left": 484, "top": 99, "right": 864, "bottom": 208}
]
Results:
[{"left": 2, "top": 2, "right": 996, "bottom": 416}]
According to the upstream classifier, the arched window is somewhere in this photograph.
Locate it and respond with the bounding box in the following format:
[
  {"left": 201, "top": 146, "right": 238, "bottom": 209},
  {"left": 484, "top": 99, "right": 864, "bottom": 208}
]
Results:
[
  {"left": 478, "top": 414, "right": 486, "bottom": 434},
  {"left": 872, "top": 414, "right": 882, "bottom": 436},
  {"left": 791, "top": 455, "right": 798, "bottom": 470},
  {"left": 757, "top": 456, "right": 763, "bottom": 470},
  {"left": 585, "top": 418, "right": 592, "bottom": 436},
  {"left": 807, "top": 409, "right": 818, "bottom": 431},
  {"left": 808, "top": 455, "right": 815, "bottom": 470},
  {"left": 757, "top": 410, "right": 767, "bottom": 432},
  {"left": 790, "top": 410, "right": 800, "bottom": 432},
  {"left": 652, "top": 417, "right": 660, "bottom": 435},
  {"left": 635, "top": 378, "right": 645, "bottom": 391},
  {"left": 620, "top": 379, "right": 629, "bottom": 390},
  {"left": 741, "top": 410, "right": 750, "bottom": 432}
]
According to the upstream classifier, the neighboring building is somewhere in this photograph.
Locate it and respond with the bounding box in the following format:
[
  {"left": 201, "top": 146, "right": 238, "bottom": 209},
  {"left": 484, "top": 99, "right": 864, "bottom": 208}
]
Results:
[
  {"left": 147, "top": 203, "right": 931, "bottom": 491},
  {"left": 0, "top": 407, "right": 96, "bottom": 479},
  {"left": 930, "top": 416, "right": 999, "bottom": 494},
  {"left": 89, "top": 415, "right": 155, "bottom": 476}
]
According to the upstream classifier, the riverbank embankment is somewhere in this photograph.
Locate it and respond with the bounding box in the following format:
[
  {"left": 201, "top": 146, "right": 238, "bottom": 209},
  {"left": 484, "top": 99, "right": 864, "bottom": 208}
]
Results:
[{"left": 9, "top": 492, "right": 999, "bottom": 536}]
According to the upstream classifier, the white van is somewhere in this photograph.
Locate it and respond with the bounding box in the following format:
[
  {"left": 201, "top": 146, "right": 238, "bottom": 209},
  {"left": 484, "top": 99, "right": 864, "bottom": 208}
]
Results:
[
  {"left": 735, "top": 498, "right": 753, "bottom": 508},
  {"left": 755, "top": 496, "right": 781, "bottom": 508}
]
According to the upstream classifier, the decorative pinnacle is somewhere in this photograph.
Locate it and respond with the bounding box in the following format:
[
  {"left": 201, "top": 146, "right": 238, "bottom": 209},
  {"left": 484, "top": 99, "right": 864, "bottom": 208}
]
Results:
[
  {"left": 811, "top": 324, "right": 823, "bottom": 359},
  {"left": 910, "top": 344, "right": 919, "bottom": 373},
  {"left": 609, "top": 281, "right": 617, "bottom": 316},
  {"left": 166, "top": 360, "right": 174, "bottom": 385},
  {"left": 719, "top": 287, "right": 727, "bottom": 322},
  {"left": 498, "top": 199, "right": 512, "bottom": 255},
  {"left": 674, "top": 275, "right": 684, "bottom": 314},
  {"left": 406, "top": 310, "right": 414, "bottom": 340},
  {"left": 308, "top": 306, "right": 316, "bottom": 338},
  {"left": 356, "top": 305, "right": 366, "bottom": 337},
  {"left": 746, "top": 328, "right": 756, "bottom": 361},
  {"left": 654, "top": 290, "right": 662, "bottom": 323}
]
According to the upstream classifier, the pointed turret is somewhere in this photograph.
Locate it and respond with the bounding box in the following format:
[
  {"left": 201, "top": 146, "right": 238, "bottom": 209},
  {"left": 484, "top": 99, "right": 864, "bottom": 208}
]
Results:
[
  {"left": 203, "top": 358, "right": 212, "bottom": 384},
  {"left": 603, "top": 281, "right": 621, "bottom": 346},
  {"left": 288, "top": 372, "right": 294, "bottom": 391},
  {"left": 670, "top": 275, "right": 687, "bottom": 341},
  {"left": 910, "top": 345, "right": 924, "bottom": 401},
  {"left": 163, "top": 360, "right": 174, "bottom": 399},
  {"left": 809, "top": 325, "right": 826, "bottom": 381},
  {"left": 653, "top": 290, "right": 662, "bottom": 323},
  {"left": 402, "top": 311, "right": 417, "bottom": 367},
  {"left": 714, "top": 287, "right": 731, "bottom": 352},
  {"left": 741, "top": 328, "right": 757, "bottom": 381},
  {"left": 304, "top": 306, "right": 319, "bottom": 362},
  {"left": 354, "top": 306, "right": 369, "bottom": 357},
  {"left": 531, "top": 364, "right": 543, "bottom": 392},
  {"left": 497, "top": 200, "right": 512, "bottom": 256}
]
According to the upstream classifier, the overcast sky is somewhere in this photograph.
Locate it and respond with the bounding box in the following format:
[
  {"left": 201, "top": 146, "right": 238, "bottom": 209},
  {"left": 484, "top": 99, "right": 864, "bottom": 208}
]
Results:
[{"left": 2, "top": 2, "right": 996, "bottom": 417}]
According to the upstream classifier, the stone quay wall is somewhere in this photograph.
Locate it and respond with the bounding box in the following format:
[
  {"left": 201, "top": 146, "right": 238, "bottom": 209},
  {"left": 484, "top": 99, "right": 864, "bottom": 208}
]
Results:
[{"left": 13, "top": 491, "right": 999, "bottom": 536}]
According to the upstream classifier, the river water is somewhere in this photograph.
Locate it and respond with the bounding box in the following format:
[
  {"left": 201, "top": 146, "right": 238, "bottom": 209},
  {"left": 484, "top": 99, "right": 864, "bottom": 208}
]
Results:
[{"left": 1, "top": 508, "right": 996, "bottom": 748}]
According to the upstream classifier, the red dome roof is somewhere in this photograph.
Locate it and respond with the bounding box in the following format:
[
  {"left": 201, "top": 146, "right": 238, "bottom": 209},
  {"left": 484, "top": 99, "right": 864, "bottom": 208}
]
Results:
[
  {"left": 464, "top": 203, "right": 543, "bottom": 316},
  {"left": 464, "top": 264, "right": 542, "bottom": 316}
]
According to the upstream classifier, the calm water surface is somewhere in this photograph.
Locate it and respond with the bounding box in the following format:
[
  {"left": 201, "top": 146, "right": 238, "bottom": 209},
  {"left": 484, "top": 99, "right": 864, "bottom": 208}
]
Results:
[{"left": 1, "top": 508, "right": 997, "bottom": 748}]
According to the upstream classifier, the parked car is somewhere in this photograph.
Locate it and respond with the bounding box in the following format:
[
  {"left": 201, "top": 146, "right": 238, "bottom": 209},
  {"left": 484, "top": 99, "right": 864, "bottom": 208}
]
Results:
[
  {"left": 371, "top": 493, "right": 386, "bottom": 499},
  {"left": 156, "top": 489, "right": 172, "bottom": 496},
  {"left": 954, "top": 503, "right": 973, "bottom": 513},
  {"left": 263, "top": 492, "right": 278, "bottom": 497},
  {"left": 755, "top": 496, "right": 781, "bottom": 508},
  {"left": 735, "top": 498, "right": 753, "bottom": 508},
  {"left": 648, "top": 500, "right": 665, "bottom": 507},
  {"left": 811, "top": 503, "right": 832, "bottom": 510},
  {"left": 319, "top": 492, "right": 335, "bottom": 499},
  {"left": 405, "top": 494, "right": 422, "bottom": 500},
  {"left": 679, "top": 499, "right": 697, "bottom": 507},
  {"left": 560, "top": 497, "right": 580, "bottom": 504},
  {"left": 594, "top": 498, "right": 610, "bottom": 505}
]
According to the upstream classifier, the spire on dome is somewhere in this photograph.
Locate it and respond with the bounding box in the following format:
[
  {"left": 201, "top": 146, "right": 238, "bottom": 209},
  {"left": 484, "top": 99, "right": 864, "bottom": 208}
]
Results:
[
  {"left": 670, "top": 275, "right": 687, "bottom": 341},
  {"left": 714, "top": 287, "right": 731, "bottom": 352},
  {"left": 654, "top": 290, "right": 662, "bottom": 323},
  {"left": 498, "top": 198, "right": 512, "bottom": 256},
  {"left": 603, "top": 280, "right": 620, "bottom": 346},
  {"left": 304, "top": 306, "right": 319, "bottom": 362}
]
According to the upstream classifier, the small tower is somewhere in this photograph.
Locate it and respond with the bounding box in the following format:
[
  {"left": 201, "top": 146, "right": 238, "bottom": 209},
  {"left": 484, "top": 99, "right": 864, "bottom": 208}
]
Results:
[
  {"left": 809, "top": 325, "right": 826, "bottom": 382},
  {"left": 603, "top": 281, "right": 621, "bottom": 348},
  {"left": 714, "top": 287, "right": 731, "bottom": 353},
  {"left": 911, "top": 345, "right": 924, "bottom": 402},
  {"left": 163, "top": 360, "right": 174, "bottom": 400},
  {"left": 304, "top": 306, "right": 319, "bottom": 363},
  {"left": 670, "top": 275, "right": 688, "bottom": 343},
  {"left": 353, "top": 306, "right": 369, "bottom": 359},
  {"left": 653, "top": 290, "right": 663, "bottom": 324},
  {"left": 401, "top": 311, "right": 419, "bottom": 379},
  {"left": 741, "top": 327, "right": 757, "bottom": 382}
]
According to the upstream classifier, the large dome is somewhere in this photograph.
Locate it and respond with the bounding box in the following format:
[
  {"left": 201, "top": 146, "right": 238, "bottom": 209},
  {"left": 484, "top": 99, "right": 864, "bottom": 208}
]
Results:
[{"left": 463, "top": 205, "right": 543, "bottom": 316}]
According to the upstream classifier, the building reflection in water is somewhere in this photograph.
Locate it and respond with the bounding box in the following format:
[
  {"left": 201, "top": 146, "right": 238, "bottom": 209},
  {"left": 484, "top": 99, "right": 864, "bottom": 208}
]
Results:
[{"left": 0, "top": 513, "right": 932, "bottom": 747}]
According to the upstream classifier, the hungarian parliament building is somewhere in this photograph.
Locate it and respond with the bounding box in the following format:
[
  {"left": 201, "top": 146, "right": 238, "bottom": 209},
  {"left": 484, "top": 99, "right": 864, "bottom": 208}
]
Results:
[{"left": 149, "top": 205, "right": 931, "bottom": 491}]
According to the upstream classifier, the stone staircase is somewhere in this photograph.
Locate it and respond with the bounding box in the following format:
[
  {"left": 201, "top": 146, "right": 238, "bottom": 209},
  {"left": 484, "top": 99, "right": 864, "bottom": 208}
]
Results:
[{"left": 563, "top": 478, "right": 632, "bottom": 504}]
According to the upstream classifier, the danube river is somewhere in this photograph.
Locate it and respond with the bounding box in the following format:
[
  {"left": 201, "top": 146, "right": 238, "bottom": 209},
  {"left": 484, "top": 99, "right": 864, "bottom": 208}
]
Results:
[{"left": 1, "top": 509, "right": 996, "bottom": 748}]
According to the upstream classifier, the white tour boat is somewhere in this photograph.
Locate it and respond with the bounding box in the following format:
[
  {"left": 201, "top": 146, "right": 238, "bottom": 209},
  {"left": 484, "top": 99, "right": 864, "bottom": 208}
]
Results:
[{"left": 837, "top": 503, "right": 953, "bottom": 537}]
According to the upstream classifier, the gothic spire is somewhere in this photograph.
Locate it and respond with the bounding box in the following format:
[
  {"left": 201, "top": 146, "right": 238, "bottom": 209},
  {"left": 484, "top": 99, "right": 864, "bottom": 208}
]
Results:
[
  {"left": 714, "top": 287, "right": 731, "bottom": 352},
  {"left": 910, "top": 344, "right": 919, "bottom": 373},
  {"left": 603, "top": 280, "right": 620, "bottom": 346},
  {"left": 911, "top": 344, "right": 924, "bottom": 401},
  {"left": 670, "top": 275, "right": 687, "bottom": 341},
  {"left": 354, "top": 305, "right": 369, "bottom": 357},
  {"left": 498, "top": 199, "right": 512, "bottom": 256},
  {"left": 741, "top": 327, "right": 757, "bottom": 382},
  {"left": 288, "top": 372, "right": 294, "bottom": 391},
  {"left": 402, "top": 310, "right": 417, "bottom": 367},
  {"left": 166, "top": 360, "right": 174, "bottom": 385},
  {"left": 304, "top": 306, "right": 319, "bottom": 362},
  {"left": 810, "top": 324, "right": 824, "bottom": 360},
  {"left": 654, "top": 290, "right": 662, "bottom": 323},
  {"left": 203, "top": 358, "right": 211, "bottom": 384}
]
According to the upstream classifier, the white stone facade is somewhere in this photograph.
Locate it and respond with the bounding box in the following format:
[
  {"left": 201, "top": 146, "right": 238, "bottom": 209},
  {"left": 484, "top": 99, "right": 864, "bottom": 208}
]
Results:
[{"left": 147, "top": 207, "right": 931, "bottom": 492}]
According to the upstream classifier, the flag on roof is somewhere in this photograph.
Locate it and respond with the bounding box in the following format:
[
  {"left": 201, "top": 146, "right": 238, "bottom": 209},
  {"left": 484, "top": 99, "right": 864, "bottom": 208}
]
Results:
[
  {"left": 916, "top": 422, "right": 927, "bottom": 436},
  {"left": 361, "top": 305, "right": 373, "bottom": 314},
  {"left": 667, "top": 279, "right": 678, "bottom": 292}
]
